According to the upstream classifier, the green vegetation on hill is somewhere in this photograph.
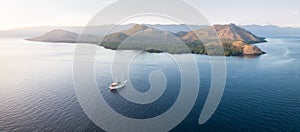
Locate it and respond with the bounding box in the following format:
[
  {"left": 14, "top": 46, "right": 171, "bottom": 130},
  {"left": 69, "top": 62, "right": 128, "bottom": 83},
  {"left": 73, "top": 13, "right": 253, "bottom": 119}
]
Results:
[
  {"left": 100, "top": 40, "right": 246, "bottom": 56},
  {"left": 101, "top": 42, "right": 191, "bottom": 54}
]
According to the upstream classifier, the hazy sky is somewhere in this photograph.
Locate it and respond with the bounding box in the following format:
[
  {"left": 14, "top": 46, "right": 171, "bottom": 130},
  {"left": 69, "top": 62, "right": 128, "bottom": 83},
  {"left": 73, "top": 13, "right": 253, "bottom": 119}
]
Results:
[{"left": 0, "top": 0, "right": 299, "bottom": 30}]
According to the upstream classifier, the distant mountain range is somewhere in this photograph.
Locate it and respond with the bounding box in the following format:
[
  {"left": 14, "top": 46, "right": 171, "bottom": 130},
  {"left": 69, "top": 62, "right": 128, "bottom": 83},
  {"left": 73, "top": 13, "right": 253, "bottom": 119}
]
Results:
[
  {"left": 1, "top": 24, "right": 299, "bottom": 38},
  {"left": 242, "top": 25, "right": 300, "bottom": 36},
  {"left": 27, "top": 23, "right": 266, "bottom": 56}
]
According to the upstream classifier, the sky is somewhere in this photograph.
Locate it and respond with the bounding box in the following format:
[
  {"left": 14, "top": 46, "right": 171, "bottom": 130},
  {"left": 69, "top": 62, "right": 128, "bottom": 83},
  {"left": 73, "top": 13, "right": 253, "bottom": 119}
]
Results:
[{"left": 0, "top": 0, "right": 299, "bottom": 30}]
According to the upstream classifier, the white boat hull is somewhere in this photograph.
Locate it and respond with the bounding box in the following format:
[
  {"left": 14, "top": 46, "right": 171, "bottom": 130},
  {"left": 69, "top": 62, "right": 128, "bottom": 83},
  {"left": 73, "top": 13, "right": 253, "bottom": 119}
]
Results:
[{"left": 109, "top": 80, "right": 127, "bottom": 90}]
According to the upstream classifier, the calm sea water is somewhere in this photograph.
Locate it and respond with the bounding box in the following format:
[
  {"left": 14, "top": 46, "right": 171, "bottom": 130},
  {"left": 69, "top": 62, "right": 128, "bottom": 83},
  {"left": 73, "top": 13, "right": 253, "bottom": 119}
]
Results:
[{"left": 0, "top": 37, "right": 299, "bottom": 131}]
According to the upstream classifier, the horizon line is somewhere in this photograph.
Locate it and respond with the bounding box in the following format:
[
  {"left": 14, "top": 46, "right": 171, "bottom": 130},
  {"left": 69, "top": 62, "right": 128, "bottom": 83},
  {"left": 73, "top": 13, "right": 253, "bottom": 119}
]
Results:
[{"left": 1, "top": 23, "right": 300, "bottom": 31}]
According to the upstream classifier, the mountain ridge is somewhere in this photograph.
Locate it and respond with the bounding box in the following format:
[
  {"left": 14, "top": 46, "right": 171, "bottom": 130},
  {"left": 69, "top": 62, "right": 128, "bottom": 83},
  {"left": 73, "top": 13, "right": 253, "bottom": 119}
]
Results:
[{"left": 181, "top": 23, "right": 266, "bottom": 44}]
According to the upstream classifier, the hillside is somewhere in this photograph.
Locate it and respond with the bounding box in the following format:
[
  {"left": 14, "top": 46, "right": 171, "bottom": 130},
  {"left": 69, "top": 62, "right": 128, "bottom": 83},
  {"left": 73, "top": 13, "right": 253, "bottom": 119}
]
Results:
[
  {"left": 101, "top": 24, "right": 154, "bottom": 43},
  {"left": 101, "top": 24, "right": 185, "bottom": 52},
  {"left": 27, "top": 29, "right": 99, "bottom": 43},
  {"left": 179, "top": 24, "right": 266, "bottom": 55},
  {"left": 26, "top": 29, "right": 79, "bottom": 43},
  {"left": 182, "top": 23, "right": 266, "bottom": 44}
]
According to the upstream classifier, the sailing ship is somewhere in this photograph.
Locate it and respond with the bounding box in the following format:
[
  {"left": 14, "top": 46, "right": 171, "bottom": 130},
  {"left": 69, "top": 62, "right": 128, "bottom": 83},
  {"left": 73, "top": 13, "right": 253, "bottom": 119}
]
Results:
[{"left": 109, "top": 75, "right": 127, "bottom": 90}]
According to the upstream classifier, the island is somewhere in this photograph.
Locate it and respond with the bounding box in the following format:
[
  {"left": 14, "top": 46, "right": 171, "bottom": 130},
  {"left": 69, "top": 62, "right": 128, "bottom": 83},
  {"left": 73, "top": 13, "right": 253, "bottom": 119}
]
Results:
[{"left": 27, "top": 23, "right": 267, "bottom": 56}]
